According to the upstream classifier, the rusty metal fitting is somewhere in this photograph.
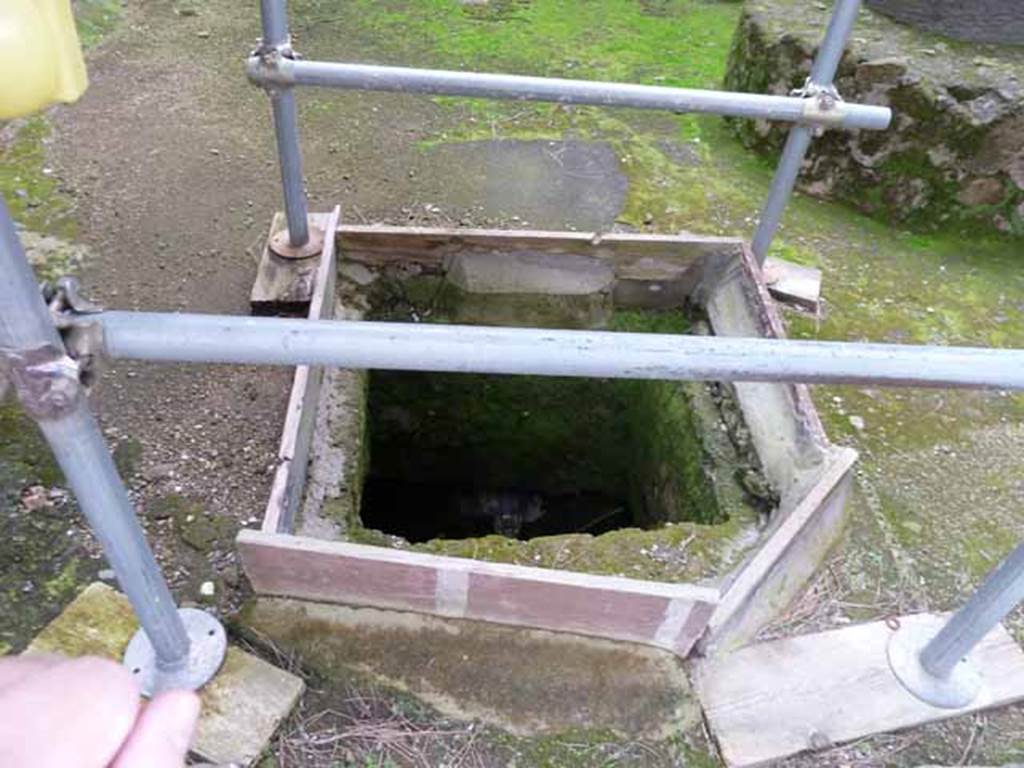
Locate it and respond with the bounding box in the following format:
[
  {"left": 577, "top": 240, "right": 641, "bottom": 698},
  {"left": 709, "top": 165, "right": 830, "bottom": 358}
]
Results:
[
  {"left": 43, "top": 276, "right": 105, "bottom": 390},
  {"left": 1, "top": 344, "right": 83, "bottom": 420},
  {"left": 247, "top": 39, "right": 299, "bottom": 92},
  {"left": 793, "top": 78, "right": 845, "bottom": 134},
  {"left": 269, "top": 224, "right": 324, "bottom": 259}
]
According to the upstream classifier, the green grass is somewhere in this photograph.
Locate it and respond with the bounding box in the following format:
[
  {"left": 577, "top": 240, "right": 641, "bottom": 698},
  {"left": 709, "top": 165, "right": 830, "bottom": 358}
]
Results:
[
  {"left": 294, "top": 0, "right": 738, "bottom": 87},
  {"left": 0, "top": 117, "right": 77, "bottom": 240},
  {"left": 74, "top": 0, "right": 123, "bottom": 49}
]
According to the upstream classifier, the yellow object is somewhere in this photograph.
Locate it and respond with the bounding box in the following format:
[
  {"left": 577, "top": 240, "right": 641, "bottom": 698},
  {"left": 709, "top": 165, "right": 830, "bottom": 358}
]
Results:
[{"left": 0, "top": 0, "right": 88, "bottom": 120}]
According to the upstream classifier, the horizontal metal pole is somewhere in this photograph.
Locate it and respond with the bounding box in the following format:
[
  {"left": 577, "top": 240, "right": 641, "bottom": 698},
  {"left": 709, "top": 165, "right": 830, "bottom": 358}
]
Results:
[
  {"left": 86, "top": 311, "right": 1023, "bottom": 390},
  {"left": 248, "top": 59, "right": 891, "bottom": 131}
]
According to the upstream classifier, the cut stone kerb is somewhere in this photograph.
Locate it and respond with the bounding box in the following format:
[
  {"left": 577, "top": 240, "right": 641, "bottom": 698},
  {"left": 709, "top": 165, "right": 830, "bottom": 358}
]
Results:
[{"left": 446, "top": 250, "right": 616, "bottom": 295}]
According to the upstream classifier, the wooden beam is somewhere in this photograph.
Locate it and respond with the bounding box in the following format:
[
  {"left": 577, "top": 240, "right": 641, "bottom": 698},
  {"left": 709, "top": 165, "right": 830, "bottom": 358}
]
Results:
[
  {"left": 703, "top": 447, "right": 858, "bottom": 653},
  {"left": 699, "top": 613, "right": 1024, "bottom": 767},
  {"left": 250, "top": 213, "right": 322, "bottom": 315},
  {"left": 262, "top": 207, "right": 340, "bottom": 535},
  {"left": 237, "top": 529, "right": 719, "bottom": 657},
  {"left": 336, "top": 224, "right": 742, "bottom": 282}
]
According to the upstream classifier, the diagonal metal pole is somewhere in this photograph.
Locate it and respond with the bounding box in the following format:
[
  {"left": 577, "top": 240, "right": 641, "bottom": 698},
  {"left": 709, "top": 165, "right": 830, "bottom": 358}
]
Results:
[
  {"left": 889, "top": 541, "right": 1024, "bottom": 708},
  {"left": 0, "top": 198, "right": 225, "bottom": 695},
  {"left": 751, "top": 0, "right": 862, "bottom": 264}
]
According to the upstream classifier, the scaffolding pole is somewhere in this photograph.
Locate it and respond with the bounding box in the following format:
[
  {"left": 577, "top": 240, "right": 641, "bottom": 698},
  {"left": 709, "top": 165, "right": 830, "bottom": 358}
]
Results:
[
  {"left": 258, "top": 0, "right": 311, "bottom": 251},
  {"left": 751, "top": 0, "right": 863, "bottom": 263},
  {"left": 247, "top": 58, "right": 891, "bottom": 131},
  {"left": 0, "top": 200, "right": 226, "bottom": 695},
  {"left": 69, "top": 310, "right": 1024, "bottom": 391},
  {"left": 889, "top": 542, "right": 1024, "bottom": 708}
]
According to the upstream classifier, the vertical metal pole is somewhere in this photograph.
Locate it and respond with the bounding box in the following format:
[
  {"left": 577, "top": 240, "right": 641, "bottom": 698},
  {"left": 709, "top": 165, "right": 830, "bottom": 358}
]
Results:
[
  {"left": 750, "top": 0, "right": 861, "bottom": 264},
  {"left": 260, "top": 0, "right": 310, "bottom": 248},
  {"left": 0, "top": 198, "right": 189, "bottom": 663},
  {"left": 921, "top": 542, "right": 1024, "bottom": 678},
  {"left": 0, "top": 199, "right": 225, "bottom": 693}
]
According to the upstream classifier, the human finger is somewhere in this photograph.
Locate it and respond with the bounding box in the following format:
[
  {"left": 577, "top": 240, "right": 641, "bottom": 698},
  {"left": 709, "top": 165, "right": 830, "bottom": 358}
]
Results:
[
  {"left": 0, "top": 654, "right": 62, "bottom": 691},
  {"left": 0, "top": 656, "right": 140, "bottom": 768},
  {"left": 110, "top": 689, "right": 200, "bottom": 768}
]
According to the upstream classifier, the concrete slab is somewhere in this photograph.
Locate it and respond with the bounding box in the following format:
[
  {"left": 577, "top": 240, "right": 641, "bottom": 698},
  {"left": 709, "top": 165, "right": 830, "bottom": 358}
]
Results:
[
  {"left": 698, "top": 612, "right": 1024, "bottom": 767},
  {"left": 447, "top": 250, "right": 615, "bottom": 295},
  {"left": 430, "top": 139, "right": 629, "bottom": 230},
  {"left": 239, "top": 595, "right": 698, "bottom": 739},
  {"left": 763, "top": 256, "right": 822, "bottom": 313},
  {"left": 25, "top": 582, "right": 303, "bottom": 767}
]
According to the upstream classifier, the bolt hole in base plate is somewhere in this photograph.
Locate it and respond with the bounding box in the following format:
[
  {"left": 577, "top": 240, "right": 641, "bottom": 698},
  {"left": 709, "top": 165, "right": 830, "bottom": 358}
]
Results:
[
  {"left": 122, "top": 608, "right": 227, "bottom": 696},
  {"left": 886, "top": 616, "right": 982, "bottom": 709}
]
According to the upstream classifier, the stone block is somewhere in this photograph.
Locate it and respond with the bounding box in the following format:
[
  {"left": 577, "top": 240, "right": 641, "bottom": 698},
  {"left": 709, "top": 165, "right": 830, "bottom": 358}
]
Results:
[{"left": 25, "top": 582, "right": 303, "bottom": 767}]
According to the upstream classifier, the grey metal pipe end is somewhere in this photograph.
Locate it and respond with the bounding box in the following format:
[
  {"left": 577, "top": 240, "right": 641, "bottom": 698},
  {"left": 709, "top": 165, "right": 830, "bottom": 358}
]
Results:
[{"left": 839, "top": 102, "right": 892, "bottom": 131}]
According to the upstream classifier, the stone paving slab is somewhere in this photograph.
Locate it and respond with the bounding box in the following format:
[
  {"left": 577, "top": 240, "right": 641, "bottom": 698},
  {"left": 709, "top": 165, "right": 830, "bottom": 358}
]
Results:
[{"left": 26, "top": 582, "right": 303, "bottom": 766}]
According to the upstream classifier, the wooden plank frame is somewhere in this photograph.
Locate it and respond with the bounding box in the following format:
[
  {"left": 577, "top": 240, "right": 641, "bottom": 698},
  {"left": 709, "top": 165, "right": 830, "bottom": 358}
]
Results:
[
  {"left": 239, "top": 222, "right": 857, "bottom": 659},
  {"left": 261, "top": 207, "right": 341, "bottom": 535},
  {"left": 239, "top": 530, "right": 718, "bottom": 656}
]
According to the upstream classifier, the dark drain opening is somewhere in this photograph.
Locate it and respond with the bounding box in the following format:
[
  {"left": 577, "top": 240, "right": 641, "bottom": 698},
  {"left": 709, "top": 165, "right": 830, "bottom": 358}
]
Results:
[
  {"left": 362, "top": 480, "right": 630, "bottom": 542},
  {"left": 359, "top": 357, "right": 726, "bottom": 543}
]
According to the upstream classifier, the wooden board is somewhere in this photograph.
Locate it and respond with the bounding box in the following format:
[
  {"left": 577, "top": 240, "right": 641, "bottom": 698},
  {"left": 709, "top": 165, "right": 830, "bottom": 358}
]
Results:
[
  {"left": 237, "top": 529, "right": 719, "bottom": 657},
  {"left": 262, "top": 207, "right": 340, "bottom": 535},
  {"left": 705, "top": 447, "right": 858, "bottom": 653},
  {"left": 699, "top": 612, "right": 1024, "bottom": 767},
  {"left": 250, "top": 213, "right": 326, "bottom": 315},
  {"left": 705, "top": 243, "right": 829, "bottom": 498},
  {"left": 763, "top": 256, "right": 823, "bottom": 313},
  {"left": 336, "top": 224, "right": 742, "bottom": 283}
]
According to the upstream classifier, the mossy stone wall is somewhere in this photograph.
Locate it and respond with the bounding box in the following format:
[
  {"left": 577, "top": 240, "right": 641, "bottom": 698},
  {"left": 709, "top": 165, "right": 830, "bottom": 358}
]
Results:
[{"left": 725, "top": 0, "right": 1024, "bottom": 236}]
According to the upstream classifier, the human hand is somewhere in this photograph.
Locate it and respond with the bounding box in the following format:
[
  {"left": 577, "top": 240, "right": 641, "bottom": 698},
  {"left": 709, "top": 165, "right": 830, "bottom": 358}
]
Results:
[{"left": 0, "top": 654, "right": 200, "bottom": 767}]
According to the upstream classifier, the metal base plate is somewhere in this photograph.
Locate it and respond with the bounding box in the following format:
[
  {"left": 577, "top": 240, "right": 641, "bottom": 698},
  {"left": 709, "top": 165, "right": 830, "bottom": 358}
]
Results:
[
  {"left": 123, "top": 608, "right": 227, "bottom": 696},
  {"left": 887, "top": 615, "right": 982, "bottom": 709},
  {"left": 269, "top": 225, "right": 325, "bottom": 259}
]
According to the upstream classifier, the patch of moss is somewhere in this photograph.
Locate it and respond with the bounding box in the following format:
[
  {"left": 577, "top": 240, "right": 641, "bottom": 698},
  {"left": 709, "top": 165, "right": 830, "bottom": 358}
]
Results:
[
  {"left": 155, "top": 494, "right": 236, "bottom": 552},
  {"left": 27, "top": 583, "right": 138, "bottom": 659},
  {"left": 412, "top": 515, "right": 756, "bottom": 582},
  {"left": 112, "top": 437, "right": 143, "bottom": 479},
  {"left": 74, "top": 0, "right": 124, "bottom": 49},
  {"left": 0, "top": 402, "right": 63, "bottom": 496},
  {"left": 0, "top": 402, "right": 96, "bottom": 651},
  {"left": 294, "top": 0, "right": 738, "bottom": 89},
  {"left": 0, "top": 117, "right": 77, "bottom": 241},
  {"left": 43, "top": 558, "right": 82, "bottom": 602}
]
